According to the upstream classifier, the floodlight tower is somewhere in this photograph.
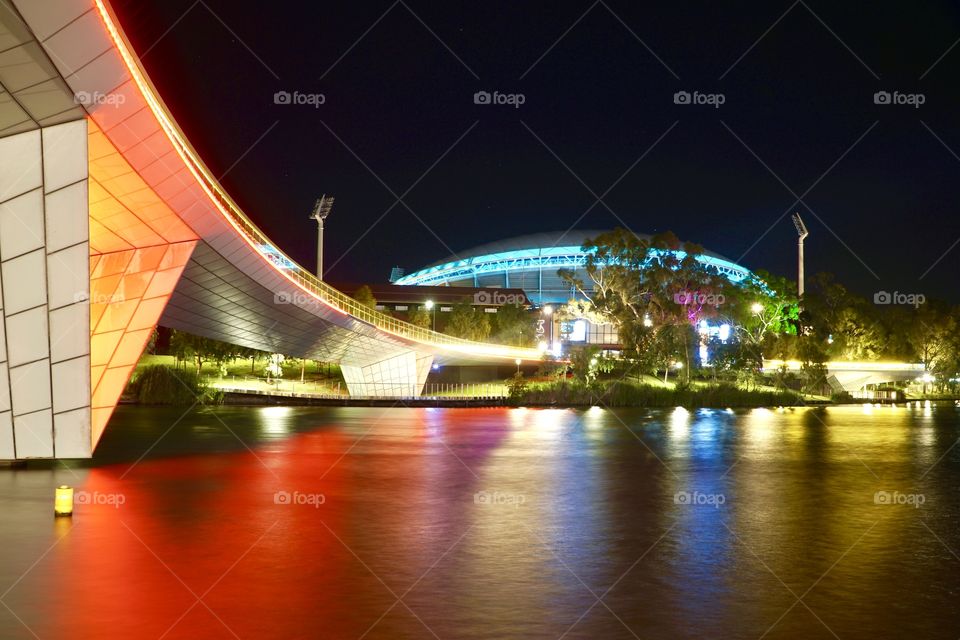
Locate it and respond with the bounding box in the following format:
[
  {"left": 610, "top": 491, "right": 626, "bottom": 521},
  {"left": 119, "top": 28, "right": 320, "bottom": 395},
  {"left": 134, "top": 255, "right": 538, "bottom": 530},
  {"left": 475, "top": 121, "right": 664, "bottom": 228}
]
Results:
[
  {"left": 309, "top": 195, "right": 335, "bottom": 280},
  {"left": 791, "top": 212, "right": 809, "bottom": 298}
]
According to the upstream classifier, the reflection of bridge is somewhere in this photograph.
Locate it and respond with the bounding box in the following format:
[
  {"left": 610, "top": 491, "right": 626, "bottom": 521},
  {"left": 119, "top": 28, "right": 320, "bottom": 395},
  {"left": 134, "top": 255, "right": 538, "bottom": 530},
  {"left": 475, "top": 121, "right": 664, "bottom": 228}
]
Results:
[
  {"left": 763, "top": 360, "right": 926, "bottom": 393},
  {"left": 0, "top": 1, "right": 540, "bottom": 459}
]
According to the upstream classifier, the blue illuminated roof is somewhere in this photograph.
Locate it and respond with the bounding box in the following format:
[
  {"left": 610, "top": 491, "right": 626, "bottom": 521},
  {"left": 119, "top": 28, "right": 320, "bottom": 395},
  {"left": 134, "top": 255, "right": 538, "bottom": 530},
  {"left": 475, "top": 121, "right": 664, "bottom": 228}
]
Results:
[{"left": 393, "top": 230, "right": 753, "bottom": 288}]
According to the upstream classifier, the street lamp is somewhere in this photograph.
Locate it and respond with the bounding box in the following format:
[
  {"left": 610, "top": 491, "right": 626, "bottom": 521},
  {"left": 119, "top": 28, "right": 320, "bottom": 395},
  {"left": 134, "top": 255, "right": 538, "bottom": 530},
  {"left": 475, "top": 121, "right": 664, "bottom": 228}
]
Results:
[
  {"left": 424, "top": 299, "right": 435, "bottom": 331},
  {"left": 751, "top": 302, "right": 763, "bottom": 314},
  {"left": 541, "top": 304, "right": 554, "bottom": 348},
  {"left": 515, "top": 358, "right": 522, "bottom": 374},
  {"left": 309, "top": 195, "right": 335, "bottom": 280}
]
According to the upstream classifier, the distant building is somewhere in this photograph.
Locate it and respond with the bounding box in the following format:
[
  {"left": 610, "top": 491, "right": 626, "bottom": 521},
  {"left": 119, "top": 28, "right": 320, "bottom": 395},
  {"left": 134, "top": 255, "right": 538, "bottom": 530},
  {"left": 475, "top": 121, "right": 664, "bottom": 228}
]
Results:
[
  {"left": 391, "top": 230, "right": 754, "bottom": 351},
  {"left": 328, "top": 282, "right": 529, "bottom": 330}
]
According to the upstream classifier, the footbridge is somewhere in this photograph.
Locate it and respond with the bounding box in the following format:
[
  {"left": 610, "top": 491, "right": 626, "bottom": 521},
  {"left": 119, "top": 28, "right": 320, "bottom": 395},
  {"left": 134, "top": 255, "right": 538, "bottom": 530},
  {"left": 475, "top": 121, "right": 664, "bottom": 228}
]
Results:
[
  {"left": 0, "top": 0, "right": 541, "bottom": 459},
  {"left": 762, "top": 360, "right": 926, "bottom": 393}
]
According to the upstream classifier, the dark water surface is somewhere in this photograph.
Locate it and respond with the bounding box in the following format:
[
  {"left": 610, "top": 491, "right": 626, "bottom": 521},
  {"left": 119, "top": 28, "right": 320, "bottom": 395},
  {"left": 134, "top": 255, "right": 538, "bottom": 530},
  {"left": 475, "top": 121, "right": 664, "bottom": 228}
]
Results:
[{"left": 1, "top": 404, "right": 959, "bottom": 639}]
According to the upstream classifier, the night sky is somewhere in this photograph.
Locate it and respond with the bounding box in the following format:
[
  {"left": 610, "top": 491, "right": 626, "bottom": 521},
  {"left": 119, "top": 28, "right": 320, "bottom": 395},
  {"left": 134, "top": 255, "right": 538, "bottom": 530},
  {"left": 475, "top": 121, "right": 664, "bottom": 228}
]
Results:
[{"left": 111, "top": 1, "right": 960, "bottom": 301}]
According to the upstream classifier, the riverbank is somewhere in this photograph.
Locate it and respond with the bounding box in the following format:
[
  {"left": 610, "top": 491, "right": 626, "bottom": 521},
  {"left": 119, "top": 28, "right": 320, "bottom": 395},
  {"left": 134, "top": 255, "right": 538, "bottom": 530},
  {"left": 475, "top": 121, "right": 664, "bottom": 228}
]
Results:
[{"left": 511, "top": 379, "right": 805, "bottom": 408}]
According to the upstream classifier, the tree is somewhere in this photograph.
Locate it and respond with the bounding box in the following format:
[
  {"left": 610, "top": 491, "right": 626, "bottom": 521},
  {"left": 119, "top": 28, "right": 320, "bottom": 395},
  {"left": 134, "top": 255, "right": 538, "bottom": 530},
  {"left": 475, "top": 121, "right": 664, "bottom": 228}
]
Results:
[
  {"left": 721, "top": 270, "right": 799, "bottom": 370},
  {"left": 353, "top": 285, "right": 377, "bottom": 310},
  {"left": 444, "top": 301, "right": 491, "bottom": 341},
  {"left": 408, "top": 305, "right": 432, "bottom": 329},
  {"left": 490, "top": 303, "right": 535, "bottom": 346},
  {"left": 560, "top": 228, "right": 736, "bottom": 381},
  {"left": 266, "top": 353, "right": 285, "bottom": 382},
  {"left": 905, "top": 302, "right": 957, "bottom": 375},
  {"left": 801, "top": 273, "right": 883, "bottom": 361}
]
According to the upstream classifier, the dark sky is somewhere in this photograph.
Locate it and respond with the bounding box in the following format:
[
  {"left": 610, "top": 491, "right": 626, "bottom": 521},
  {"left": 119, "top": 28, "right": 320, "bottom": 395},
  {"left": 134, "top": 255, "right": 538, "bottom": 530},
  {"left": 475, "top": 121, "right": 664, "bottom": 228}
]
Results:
[{"left": 111, "top": 1, "right": 960, "bottom": 301}]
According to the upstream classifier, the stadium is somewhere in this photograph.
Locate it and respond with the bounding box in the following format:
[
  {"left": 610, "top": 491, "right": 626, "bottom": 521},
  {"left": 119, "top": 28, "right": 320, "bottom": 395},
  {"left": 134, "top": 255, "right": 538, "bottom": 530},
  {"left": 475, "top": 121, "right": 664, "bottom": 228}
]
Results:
[{"left": 391, "top": 230, "right": 754, "bottom": 305}]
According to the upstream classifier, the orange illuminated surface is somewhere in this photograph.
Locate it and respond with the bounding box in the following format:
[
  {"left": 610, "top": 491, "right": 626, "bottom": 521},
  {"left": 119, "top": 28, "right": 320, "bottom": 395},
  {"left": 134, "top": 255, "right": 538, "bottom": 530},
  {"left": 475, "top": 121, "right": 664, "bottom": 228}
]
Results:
[{"left": 87, "top": 119, "right": 198, "bottom": 448}]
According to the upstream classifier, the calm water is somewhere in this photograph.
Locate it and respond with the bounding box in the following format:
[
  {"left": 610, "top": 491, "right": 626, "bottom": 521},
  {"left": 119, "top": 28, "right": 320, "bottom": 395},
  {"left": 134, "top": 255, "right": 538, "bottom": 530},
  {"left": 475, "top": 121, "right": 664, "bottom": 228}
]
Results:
[{"left": 1, "top": 404, "right": 959, "bottom": 639}]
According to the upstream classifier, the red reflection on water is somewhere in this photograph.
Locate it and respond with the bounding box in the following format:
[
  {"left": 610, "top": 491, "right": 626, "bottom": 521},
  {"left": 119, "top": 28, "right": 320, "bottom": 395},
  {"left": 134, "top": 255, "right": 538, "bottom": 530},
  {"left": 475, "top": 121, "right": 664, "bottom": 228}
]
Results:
[
  {"left": 48, "top": 429, "right": 359, "bottom": 639},
  {"left": 38, "top": 409, "right": 512, "bottom": 639}
]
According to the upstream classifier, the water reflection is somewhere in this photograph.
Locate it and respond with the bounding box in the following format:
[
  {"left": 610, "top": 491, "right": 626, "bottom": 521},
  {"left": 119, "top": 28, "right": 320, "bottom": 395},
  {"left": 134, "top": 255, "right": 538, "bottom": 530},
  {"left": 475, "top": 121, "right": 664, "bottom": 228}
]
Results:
[{"left": 0, "top": 405, "right": 957, "bottom": 638}]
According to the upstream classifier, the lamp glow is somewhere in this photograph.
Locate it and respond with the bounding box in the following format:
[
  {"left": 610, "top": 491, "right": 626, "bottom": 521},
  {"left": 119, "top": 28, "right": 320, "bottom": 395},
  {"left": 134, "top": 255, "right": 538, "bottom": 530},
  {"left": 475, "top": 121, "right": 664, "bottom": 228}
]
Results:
[
  {"left": 424, "top": 299, "right": 434, "bottom": 310},
  {"left": 751, "top": 302, "right": 763, "bottom": 314},
  {"left": 55, "top": 486, "right": 74, "bottom": 517}
]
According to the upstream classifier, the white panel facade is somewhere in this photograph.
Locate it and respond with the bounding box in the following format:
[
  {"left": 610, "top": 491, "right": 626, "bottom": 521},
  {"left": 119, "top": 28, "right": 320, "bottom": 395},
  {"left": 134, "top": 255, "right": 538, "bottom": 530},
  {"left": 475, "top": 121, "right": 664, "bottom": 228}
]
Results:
[
  {"left": 0, "top": 121, "right": 90, "bottom": 459},
  {"left": 341, "top": 351, "right": 433, "bottom": 398}
]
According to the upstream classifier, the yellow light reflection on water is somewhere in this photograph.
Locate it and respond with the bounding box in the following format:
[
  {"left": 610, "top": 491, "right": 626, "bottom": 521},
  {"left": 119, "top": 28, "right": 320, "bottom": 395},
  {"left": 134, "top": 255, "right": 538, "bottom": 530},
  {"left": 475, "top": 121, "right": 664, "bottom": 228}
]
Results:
[{"left": 669, "top": 406, "right": 690, "bottom": 440}]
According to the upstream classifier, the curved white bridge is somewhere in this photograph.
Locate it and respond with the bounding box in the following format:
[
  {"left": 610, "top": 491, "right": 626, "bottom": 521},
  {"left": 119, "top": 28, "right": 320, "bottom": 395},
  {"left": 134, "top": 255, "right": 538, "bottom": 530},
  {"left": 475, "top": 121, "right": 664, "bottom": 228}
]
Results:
[{"left": 0, "top": 0, "right": 540, "bottom": 458}]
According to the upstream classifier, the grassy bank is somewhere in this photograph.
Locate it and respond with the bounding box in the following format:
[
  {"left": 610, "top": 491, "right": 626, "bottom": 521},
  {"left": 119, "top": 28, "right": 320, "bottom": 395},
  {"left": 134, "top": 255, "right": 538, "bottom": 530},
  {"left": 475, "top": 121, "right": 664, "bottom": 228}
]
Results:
[{"left": 511, "top": 379, "right": 803, "bottom": 408}]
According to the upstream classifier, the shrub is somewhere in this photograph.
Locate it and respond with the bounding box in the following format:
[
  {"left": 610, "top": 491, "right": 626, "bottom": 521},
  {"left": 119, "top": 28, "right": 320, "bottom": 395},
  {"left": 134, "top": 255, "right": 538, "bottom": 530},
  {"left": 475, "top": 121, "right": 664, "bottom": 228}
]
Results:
[
  {"left": 127, "top": 365, "right": 221, "bottom": 405},
  {"left": 509, "top": 379, "right": 802, "bottom": 408}
]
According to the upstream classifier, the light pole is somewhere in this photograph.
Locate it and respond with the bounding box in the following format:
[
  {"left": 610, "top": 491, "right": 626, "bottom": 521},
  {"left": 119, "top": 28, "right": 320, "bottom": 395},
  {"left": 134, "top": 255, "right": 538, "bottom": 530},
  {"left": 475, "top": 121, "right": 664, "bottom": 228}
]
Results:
[
  {"left": 425, "top": 299, "right": 435, "bottom": 331},
  {"left": 543, "top": 304, "right": 554, "bottom": 351},
  {"left": 515, "top": 358, "right": 521, "bottom": 375},
  {"left": 309, "top": 195, "right": 335, "bottom": 280},
  {"left": 791, "top": 212, "right": 808, "bottom": 299}
]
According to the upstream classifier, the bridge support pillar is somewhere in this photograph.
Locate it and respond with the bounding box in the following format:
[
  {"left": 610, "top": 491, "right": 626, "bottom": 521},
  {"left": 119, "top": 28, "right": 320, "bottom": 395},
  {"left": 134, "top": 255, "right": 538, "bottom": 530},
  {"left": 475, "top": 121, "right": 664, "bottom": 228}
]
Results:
[
  {"left": 0, "top": 121, "right": 91, "bottom": 459},
  {"left": 340, "top": 352, "right": 433, "bottom": 398}
]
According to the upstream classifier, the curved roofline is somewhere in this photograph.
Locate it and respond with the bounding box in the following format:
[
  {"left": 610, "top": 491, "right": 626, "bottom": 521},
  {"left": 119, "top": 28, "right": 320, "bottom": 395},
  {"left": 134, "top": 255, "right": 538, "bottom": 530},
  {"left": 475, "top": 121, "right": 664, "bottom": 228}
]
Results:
[
  {"left": 396, "top": 230, "right": 753, "bottom": 286},
  {"left": 423, "top": 229, "right": 740, "bottom": 268}
]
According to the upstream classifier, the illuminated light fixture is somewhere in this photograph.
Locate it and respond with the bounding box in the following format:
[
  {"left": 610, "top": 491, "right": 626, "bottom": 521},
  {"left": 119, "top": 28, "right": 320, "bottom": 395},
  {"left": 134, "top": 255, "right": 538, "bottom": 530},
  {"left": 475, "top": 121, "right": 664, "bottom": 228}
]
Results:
[
  {"left": 424, "top": 300, "right": 434, "bottom": 310},
  {"left": 673, "top": 361, "right": 684, "bottom": 369},
  {"left": 309, "top": 194, "right": 335, "bottom": 279},
  {"left": 751, "top": 302, "right": 764, "bottom": 314},
  {"left": 55, "top": 486, "right": 74, "bottom": 517},
  {"left": 643, "top": 315, "right": 653, "bottom": 327},
  {"left": 718, "top": 324, "right": 731, "bottom": 341},
  {"left": 543, "top": 305, "right": 553, "bottom": 316},
  {"left": 791, "top": 212, "right": 809, "bottom": 298}
]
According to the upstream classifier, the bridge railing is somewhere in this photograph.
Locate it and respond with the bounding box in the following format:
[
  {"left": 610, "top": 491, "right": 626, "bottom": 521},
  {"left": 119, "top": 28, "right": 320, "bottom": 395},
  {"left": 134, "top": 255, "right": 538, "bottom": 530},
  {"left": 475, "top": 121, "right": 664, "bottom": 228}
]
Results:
[{"left": 99, "top": 0, "right": 539, "bottom": 358}]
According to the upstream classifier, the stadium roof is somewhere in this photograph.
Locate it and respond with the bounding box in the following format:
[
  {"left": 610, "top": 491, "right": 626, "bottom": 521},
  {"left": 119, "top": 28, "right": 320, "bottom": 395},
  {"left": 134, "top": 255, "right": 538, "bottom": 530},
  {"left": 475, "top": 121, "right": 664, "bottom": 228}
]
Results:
[{"left": 425, "top": 230, "right": 738, "bottom": 268}]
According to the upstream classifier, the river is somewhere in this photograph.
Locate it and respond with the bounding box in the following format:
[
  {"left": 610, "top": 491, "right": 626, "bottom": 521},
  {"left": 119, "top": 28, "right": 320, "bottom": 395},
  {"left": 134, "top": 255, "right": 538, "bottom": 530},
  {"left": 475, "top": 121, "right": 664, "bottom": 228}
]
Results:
[{"left": 1, "top": 404, "right": 958, "bottom": 639}]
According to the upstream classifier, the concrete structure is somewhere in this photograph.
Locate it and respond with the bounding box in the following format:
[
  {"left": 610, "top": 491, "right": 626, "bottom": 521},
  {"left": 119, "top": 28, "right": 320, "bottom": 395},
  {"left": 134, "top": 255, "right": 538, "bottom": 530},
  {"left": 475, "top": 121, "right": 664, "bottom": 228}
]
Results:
[
  {"left": 0, "top": 0, "right": 540, "bottom": 459},
  {"left": 763, "top": 360, "right": 926, "bottom": 393}
]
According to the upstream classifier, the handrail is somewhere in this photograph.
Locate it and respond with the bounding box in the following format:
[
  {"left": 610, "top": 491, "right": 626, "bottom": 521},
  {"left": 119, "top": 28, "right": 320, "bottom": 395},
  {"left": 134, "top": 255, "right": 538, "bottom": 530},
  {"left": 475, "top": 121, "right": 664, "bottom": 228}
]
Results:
[{"left": 95, "top": 0, "right": 541, "bottom": 360}]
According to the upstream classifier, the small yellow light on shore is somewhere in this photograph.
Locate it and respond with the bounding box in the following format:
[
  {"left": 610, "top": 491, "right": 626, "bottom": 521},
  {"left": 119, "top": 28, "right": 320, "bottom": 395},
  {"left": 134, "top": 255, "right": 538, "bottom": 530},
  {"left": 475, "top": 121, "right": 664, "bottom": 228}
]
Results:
[{"left": 55, "top": 485, "right": 74, "bottom": 517}]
